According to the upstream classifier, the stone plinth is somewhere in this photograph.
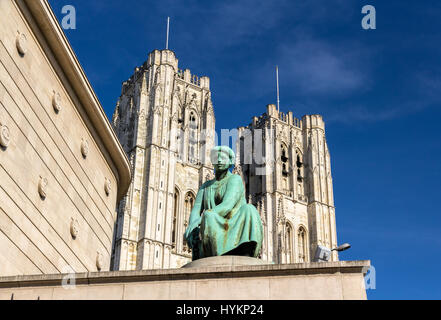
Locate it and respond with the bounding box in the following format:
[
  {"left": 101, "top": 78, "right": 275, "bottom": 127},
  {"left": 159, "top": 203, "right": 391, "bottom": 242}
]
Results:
[
  {"left": 0, "top": 260, "right": 369, "bottom": 300},
  {"left": 182, "top": 256, "right": 268, "bottom": 268}
]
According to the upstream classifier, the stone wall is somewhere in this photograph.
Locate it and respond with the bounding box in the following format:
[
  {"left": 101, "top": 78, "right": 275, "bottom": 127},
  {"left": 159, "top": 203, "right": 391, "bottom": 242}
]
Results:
[
  {"left": 0, "top": 260, "right": 370, "bottom": 300},
  {"left": 0, "top": 0, "right": 131, "bottom": 276}
]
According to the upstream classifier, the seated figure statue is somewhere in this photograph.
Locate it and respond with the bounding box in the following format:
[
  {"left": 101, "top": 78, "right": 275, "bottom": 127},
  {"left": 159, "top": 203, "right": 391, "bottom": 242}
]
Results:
[{"left": 184, "top": 146, "right": 263, "bottom": 260}]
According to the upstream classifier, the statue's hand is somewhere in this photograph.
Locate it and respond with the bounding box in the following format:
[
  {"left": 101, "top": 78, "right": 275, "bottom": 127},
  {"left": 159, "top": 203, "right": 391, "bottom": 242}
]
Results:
[
  {"left": 185, "top": 216, "right": 200, "bottom": 248},
  {"left": 186, "top": 227, "right": 200, "bottom": 249}
]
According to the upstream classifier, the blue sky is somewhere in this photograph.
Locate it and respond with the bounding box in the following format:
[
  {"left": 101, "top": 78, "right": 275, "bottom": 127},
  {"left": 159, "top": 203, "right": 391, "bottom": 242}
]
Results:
[{"left": 49, "top": 0, "right": 441, "bottom": 299}]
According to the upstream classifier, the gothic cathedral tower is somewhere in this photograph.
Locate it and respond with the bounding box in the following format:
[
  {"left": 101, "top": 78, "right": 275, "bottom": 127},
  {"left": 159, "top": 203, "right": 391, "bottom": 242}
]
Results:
[
  {"left": 110, "top": 50, "right": 215, "bottom": 270},
  {"left": 235, "top": 104, "right": 338, "bottom": 264}
]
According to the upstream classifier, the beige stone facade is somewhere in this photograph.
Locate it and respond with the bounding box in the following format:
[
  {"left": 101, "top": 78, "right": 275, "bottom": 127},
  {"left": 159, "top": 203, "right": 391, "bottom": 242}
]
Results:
[{"left": 0, "top": 0, "right": 131, "bottom": 277}]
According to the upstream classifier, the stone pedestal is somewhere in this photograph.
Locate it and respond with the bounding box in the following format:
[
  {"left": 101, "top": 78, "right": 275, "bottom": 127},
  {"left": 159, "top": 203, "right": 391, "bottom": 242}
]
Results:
[
  {"left": 0, "top": 260, "right": 369, "bottom": 300},
  {"left": 182, "top": 256, "right": 268, "bottom": 268}
]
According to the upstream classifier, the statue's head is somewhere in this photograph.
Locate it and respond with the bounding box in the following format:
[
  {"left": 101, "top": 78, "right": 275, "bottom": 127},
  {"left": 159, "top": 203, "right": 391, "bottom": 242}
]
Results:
[{"left": 210, "top": 146, "right": 235, "bottom": 172}]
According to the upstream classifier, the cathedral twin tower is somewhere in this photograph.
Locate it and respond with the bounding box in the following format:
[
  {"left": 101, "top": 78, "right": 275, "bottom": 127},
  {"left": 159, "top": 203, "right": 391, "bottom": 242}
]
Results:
[{"left": 110, "top": 49, "right": 338, "bottom": 270}]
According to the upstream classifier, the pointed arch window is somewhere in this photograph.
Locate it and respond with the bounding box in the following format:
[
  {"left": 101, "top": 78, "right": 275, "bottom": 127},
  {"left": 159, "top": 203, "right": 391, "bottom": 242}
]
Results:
[
  {"left": 281, "top": 144, "right": 289, "bottom": 177},
  {"left": 280, "top": 144, "right": 290, "bottom": 193},
  {"left": 172, "top": 188, "right": 180, "bottom": 248},
  {"left": 298, "top": 226, "right": 307, "bottom": 262},
  {"left": 296, "top": 152, "right": 303, "bottom": 182},
  {"left": 190, "top": 113, "right": 197, "bottom": 139},
  {"left": 285, "top": 222, "right": 293, "bottom": 263},
  {"left": 176, "top": 130, "right": 183, "bottom": 161},
  {"left": 296, "top": 150, "right": 305, "bottom": 199},
  {"left": 183, "top": 191, "right": 196, "bottom": 251},
  {"left": 188, "top": 112, "right": 198, "bottom": 163}
]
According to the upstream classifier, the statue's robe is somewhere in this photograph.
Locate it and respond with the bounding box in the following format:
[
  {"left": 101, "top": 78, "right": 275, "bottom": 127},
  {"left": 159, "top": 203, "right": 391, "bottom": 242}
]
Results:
[{"left": 185, "top": 172, "right": 263, "bottom": 260}]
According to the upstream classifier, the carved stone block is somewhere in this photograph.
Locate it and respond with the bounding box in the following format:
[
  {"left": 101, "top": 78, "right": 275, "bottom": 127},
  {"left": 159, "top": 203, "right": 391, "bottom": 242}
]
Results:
[
  {"left": 70, "top": 218, "right": 79, "bottom": 239},
  {"left": 104, "top": 178, "right": 111, "bottom": 196},
  {"left": 96, "top": 252, "right": 103, "bottom": 271},
  {"left": 38, "top": 176, "right": 48, "bottom": 199},
  {"left": 52, "top": 91, "right": 62, "bottom": 113},
  {"left": 16, "top": 32, "right": 27, "bottom": 56},
  {"left": 0, "top": 123, "right": 10, "bottom": 148},
  {"left": 81, "top": 139, "right": 89, "bottom": 158}
]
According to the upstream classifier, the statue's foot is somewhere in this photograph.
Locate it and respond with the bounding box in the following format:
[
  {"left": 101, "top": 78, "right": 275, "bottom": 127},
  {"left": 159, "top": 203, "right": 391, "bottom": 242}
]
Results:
[{"left": 223, "top": 242, "right": 256, "bottom": 257}]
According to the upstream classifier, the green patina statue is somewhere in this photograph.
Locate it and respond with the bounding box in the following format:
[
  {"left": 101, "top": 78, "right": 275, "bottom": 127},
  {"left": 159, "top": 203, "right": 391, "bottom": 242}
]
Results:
[{"left": 184, "top": 146, "right": 263, "bottom": 260}]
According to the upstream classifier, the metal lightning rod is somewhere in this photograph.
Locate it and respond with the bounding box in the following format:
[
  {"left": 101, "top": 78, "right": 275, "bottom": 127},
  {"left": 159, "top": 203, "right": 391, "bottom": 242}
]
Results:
[
  {"left": 166, "top": 17, "right": 170, "bottom": 50},
  {"left": 276, "top": 65, "right": 280, "bottom": 113}
]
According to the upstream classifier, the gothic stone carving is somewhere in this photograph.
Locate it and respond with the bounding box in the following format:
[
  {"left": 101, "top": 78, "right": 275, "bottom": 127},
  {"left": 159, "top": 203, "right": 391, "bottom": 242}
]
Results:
[
  {"left": 16, "top": 31, "right": 27, "bottom": 56},
  {"left": 38, "top": 176, "right": 48, "bottom": 199},
  {"left": 0, "top": 122, "right": 10, "bottom": 148},
  {"left": 52, "top": 91, "right": 62, "bottom": 113},
  {"left": 104, "top": 178, "right": 111, "bottom": 196},
  {"left": 81, "top": 138, "right": 89, "bottom": 158},
  {"left": 96, "top": 252, "right": 104, "bottom": 271},
  {"left": 70, "top": 218, "right": 79, "bottom": 239}
]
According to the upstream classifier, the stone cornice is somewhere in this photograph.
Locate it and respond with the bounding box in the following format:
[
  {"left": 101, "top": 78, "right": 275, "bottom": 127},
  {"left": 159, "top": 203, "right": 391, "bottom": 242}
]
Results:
[{"left": 307, "top": 200, "right": 335, "bottom": 209}]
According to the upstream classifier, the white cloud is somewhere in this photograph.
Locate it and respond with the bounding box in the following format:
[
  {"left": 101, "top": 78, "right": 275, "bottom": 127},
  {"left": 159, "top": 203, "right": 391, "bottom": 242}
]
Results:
[{"left": 276, "top": 39, "right": 369, "bottom": 96}]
